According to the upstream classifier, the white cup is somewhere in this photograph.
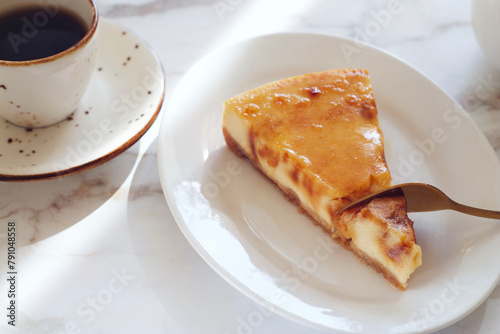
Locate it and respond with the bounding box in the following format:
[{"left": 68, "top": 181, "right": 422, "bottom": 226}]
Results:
[
  {"left": 472, "top": 0, "right": 500, "bottom": 69},
  {"left": 0, "top": 0, "right": 99, "bottom": 128}
]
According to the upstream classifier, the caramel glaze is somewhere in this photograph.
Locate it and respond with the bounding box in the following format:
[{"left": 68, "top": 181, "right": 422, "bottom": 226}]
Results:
[{"left": 225, "top": 69, "right": 391, "bottom": 210}]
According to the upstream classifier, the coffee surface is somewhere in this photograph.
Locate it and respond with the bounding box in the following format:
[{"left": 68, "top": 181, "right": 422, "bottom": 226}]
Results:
[{"left": 0, "top": 7, "right": 87, "bottom": 61}]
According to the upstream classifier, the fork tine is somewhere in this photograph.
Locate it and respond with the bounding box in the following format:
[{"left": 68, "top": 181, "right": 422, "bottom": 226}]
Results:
[
  {"left": 338, "top": 182, "right": 500, "bottom": 220},
  {"left": 336, "top": 184, "right": 404, "bottom": 214},
  {"left": 399, "top": 183, "right": 450, "bottom": 213}
]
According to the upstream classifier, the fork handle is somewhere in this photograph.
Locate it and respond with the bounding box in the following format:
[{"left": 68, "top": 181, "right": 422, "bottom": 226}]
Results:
[{"left": 451, "top": 201, "right": 500, "bottom": 219}]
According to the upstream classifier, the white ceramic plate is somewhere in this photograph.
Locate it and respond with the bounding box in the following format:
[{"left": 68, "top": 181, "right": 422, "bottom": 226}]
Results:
[
  {"left": 157, "top": 33, "right": 500, "bottom": 333},
  {"left": 0, "top": 18, "right": 165, "bottom": 181}
]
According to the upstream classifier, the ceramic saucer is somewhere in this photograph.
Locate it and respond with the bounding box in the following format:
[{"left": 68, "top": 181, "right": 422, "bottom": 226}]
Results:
[{"left": 0, "top": 18, "right": 165, "bottom": 181}]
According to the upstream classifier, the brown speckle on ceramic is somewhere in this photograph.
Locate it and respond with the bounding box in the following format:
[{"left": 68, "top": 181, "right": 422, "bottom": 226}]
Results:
[
  {"left": 0, "top": 85, "right": 6, "bottom": 90},
  {"left": 98, "top": 67, "right": 103, "bottom": 71},
  {"left": 7, "top": 138, "right": 13, "bottom": 144},
  {"left": 123, "top": 56, "right": 133, "bottom": 67},
  {"left": 135, "top": 44, "right": 139, "bottom": 49}
]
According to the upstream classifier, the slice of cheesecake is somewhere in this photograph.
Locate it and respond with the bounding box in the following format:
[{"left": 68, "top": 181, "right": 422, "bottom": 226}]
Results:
[{"left": 222, "top": 69, "right": 422, "bottom": 290}]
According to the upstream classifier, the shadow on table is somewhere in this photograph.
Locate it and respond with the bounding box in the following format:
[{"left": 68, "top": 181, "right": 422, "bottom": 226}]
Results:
[
  {"left": 126, "top": 138, "right": 328, "bottom": 333},
  {"left": 0, "top": 142, "right": 138, "bottom": 246}
]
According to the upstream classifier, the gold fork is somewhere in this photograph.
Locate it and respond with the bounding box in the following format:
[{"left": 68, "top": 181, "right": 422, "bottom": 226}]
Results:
[{"left": 337, "top": 182, "right": 500, "bottom": 219}]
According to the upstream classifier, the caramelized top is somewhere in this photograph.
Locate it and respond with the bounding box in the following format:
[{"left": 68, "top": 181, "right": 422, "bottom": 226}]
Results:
[{"left": 224, "top": 69, "right": 391, "bottom": 198}]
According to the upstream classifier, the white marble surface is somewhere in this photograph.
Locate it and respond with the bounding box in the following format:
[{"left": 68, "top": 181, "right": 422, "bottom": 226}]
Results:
[{"left": 1, "top": 0, "right": 500, "bottom": 333}]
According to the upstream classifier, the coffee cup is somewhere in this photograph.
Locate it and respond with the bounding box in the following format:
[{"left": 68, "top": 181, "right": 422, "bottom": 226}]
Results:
[
  {"left": 0, "top": 0, "right": 99, "bottom": 128},
  {"left": 472, "top": 0, "right": 500, "bottom": 70}
]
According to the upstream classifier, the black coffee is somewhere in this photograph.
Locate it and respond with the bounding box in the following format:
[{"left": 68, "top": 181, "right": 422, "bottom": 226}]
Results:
[{"left": 0, "top": 6, "right": 88, "bottom": 61}]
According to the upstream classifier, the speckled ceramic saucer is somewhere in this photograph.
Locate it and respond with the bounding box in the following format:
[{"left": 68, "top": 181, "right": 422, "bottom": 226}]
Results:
[{"left": 0, "top": 18, "right": 165, "bottom": 181}]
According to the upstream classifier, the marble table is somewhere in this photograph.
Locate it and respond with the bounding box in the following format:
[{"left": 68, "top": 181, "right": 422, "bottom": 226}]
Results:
[{"left": 1, "top": 0, "right": 500, "bottom": 333}]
